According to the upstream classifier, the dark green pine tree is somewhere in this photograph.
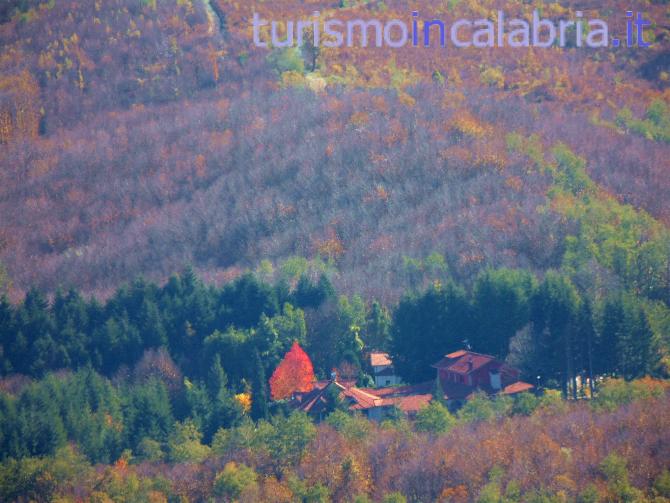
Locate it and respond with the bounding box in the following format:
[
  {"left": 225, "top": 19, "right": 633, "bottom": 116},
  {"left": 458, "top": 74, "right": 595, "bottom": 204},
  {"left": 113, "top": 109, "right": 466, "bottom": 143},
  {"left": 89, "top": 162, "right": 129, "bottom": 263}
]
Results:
[
  {"left": 0, "top": 392, "right": 22, "bottom": 459},
  {"left": 62, "top": 369, "right": 124, "bottom": 463},
  {"left": 124, "top": 378, "right": 174, "bottom": 450},
  {"left": 594, "top": 296, "right": 623, "bottom": 377},
  {"left": 219, "top": 273, "right": 278, "bottom": 329},
  {"left": 17, "top": 376, "right": 67, "bottom": 457},
  {"left": 182, "top": 265, "right": 199, "bottom": 296},
  {"left": 595, "top": 294, "right": 657, "bottom": 380},
  {"left": 16, "top": 288, "right": 57, "bottom": 376},
  {"left": 292, "top": 274, "right": 334, "bottom": 310},
  {"left": 575, "top": 299, "right": 596, "bottom": 396},
  {"left": 203, "top": 355, "right": 243, "bottom": 441},
  {"left": 274, "top": 277, "right": 292, "bottom": 308},
  {"left": 471, "top": 268, "right": 535, "bottom": 359},
  {"left": 207, "top": 354, "right": 228, "bottom": 399},
  {"left": 184, "top": 380, "right": 213, "bottom": 440},
  {"left": 250, "top": 349, "right": 269, "bottom": 421},
  {"left": 161, "top": 267, "right": 216, "bottom": 371},
  {"left": 391, "top": 281, "right": 473, "bottom": 383},
  {"left": 617, "top": 295, "right": 657, "bottom": 379},
  {"left": 138, "top": 298, "right": 167, "bottom": 349},
  {"left": 529, "top": 272, "right": 580, "bottom": 398},
  {"left": 52, "top": 288, "right": 91, "bottom": 369},
  {"left": 0, "top": 295, "right": 16, "bottom": 374}
]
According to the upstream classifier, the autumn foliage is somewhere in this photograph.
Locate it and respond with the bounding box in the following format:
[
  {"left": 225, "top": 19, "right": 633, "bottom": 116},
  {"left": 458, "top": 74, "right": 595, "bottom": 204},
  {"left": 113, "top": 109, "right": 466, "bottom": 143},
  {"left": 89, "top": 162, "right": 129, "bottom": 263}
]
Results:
[
  {"left": 1, "top": 0, "right": 669, "bottom": 500},
  {"left": 0, "top": 0, "right": 669, "bottom": 301},
  {"left": 269, "top": 342, "right": 315, "bottom": 400},
  {"left": 2, "top": 379, "right": 669, "bottom": 502}
]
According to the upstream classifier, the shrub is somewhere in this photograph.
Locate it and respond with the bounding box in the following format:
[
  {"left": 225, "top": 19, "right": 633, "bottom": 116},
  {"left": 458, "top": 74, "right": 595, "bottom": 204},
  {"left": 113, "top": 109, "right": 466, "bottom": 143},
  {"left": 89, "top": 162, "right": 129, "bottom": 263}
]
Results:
[
  {"left": 512, "top": 392, "right": 540, "bottom": 416},
  {"left": 653, "top": 470, "right": 670, "bottom": 498},
  {"left": 167, "top": 420, "right": 210, "bottom": 463},
  {"left": 577, "top": 484, "right": 601, "bottom": 503},
  {"left": 458, "top": 392, "right": 513, "bottom": 423},
  {"left": 213, "top": 462, "right": 258, "bottom": 501},
  {"left": 415, "top": 401, "right": 456, "bottom": 434},
  {"left": 267, "top": 48, "right": 305, "bottom": 75},
  {"left": 326, "top": 410, "right": 372, "bottom": 441},
  {"left": 136, "top": 438, "right": 164, "bottom": 462},
  {"left": 383, "top": 492, "right": 407, "bottom": 503},
  {"left": 599, "top": 454, "right": 644, "bottom": 503},
  {"left": 480, "top": 67, "right": 505, "bottom": 88},
  {"left": 593, "top": 378, "right": 668, "bottom": 412}
]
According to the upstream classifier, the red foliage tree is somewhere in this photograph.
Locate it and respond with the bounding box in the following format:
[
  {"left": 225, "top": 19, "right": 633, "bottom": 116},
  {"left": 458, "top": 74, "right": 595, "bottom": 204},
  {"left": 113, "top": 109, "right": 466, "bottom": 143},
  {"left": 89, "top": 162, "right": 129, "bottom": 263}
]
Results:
[{"left": 269, "top": 342, "right": 315, "bottom": 400}]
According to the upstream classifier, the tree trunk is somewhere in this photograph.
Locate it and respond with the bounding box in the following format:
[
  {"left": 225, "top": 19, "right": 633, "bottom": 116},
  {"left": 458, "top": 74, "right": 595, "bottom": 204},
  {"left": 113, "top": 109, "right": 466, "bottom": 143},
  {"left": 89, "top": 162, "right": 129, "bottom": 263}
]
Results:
[
  {"left": 563, "top": 326, "right": 571, "bottom": 400},
  {"left": 587, "top": 323, "right": 595, "bottom": 397}
]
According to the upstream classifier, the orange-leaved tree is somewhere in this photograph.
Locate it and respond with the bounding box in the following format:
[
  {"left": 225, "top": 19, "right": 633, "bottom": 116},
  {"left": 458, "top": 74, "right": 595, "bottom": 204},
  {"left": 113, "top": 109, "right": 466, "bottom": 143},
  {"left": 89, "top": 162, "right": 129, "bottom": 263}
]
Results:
[{"left": 269, "top": 342, "right": 315, "bottom": 400}]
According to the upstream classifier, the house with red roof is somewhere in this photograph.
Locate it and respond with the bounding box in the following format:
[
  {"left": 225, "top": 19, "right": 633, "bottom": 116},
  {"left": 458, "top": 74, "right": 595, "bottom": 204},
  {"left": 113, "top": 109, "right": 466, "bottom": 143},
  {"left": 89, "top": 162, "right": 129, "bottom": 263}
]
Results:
[
  {"left": 431, "top": 349, "right": 534, "bottom": 407},
  {"left": 290, "top": 378, "right": 433, "bottom": 421},
  {"left": 369, "top": 351, "right": 402, "bottom": 387},
  {"left": 289, "top": 350, "right": 533, "bottom": 420},
  {"left": 433, "top": 350, "right": 533, "bottom": 393}
]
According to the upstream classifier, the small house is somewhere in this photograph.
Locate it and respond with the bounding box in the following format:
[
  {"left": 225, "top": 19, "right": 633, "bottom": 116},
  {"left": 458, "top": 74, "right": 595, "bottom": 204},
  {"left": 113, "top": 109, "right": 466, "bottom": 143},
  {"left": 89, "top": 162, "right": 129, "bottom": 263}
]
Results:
[{"left": 369, "top": 351, "right": 402, "bottom": 387}]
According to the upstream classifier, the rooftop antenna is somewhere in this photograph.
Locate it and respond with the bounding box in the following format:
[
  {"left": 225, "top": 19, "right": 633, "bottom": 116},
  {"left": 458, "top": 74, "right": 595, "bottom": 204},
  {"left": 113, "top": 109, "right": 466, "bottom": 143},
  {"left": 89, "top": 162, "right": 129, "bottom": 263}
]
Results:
[{"left": 462, "top": 339, "right": 472, "bottom": 350}]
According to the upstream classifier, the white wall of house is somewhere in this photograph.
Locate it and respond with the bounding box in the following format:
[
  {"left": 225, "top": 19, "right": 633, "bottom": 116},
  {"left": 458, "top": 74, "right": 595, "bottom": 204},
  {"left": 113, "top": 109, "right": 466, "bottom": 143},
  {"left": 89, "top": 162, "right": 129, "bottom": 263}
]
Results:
[
  {"left": 372, "top": 364, "right": 392, "bottom": 373},
  {"left": 374, "top": 373, "right": 402, "bottom": 387}
]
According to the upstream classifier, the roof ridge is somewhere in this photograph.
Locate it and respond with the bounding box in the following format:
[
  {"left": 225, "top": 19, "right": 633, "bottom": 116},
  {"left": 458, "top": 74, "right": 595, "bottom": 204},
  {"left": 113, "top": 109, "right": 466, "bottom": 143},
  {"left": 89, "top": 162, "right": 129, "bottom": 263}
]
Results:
[
  {"left": 347, "top": 387, "right": 381, "bottom": 400},
  {"left": 449, "top": 349, "right": 495, "bottom": 358}
]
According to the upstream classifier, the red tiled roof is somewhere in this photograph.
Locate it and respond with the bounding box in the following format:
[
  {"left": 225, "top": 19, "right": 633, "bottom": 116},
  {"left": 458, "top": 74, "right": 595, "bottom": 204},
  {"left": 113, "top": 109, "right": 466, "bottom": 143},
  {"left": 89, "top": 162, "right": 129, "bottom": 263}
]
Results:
[
  {"left": 501, "top": 381, "right": 534, "bottom": 395},
  {"left": 380, "top": 394, "right": 432, "bottom": 413},
  {"left": 431, "top": 357, "right": 452, "bottom": 369},
  {"left": 360, "top": 381, "right": 433, "bottom": 398},
  {"left": 313, "top": 379, "right": 356, "bottom": 390},
  {"left": 452, "top": 355, "right": 495, "bottom": 374},
  {"left": 344, "top": 388, "right": 383, "bottom": 410},
  {"left": 292, "top": 380, "right": 347, "bottom": 413},
  {"left": 370, "top": 352, "right": 392, "bottom": 367},
  {"left": 432, "top": 350, "right": 497, "bottom": 375},
  {"left": 445, "top": 349, "right": 468, "bottom": 358},
  {"left": 345, "top": 387, "right": 432, "bottom": 413}
]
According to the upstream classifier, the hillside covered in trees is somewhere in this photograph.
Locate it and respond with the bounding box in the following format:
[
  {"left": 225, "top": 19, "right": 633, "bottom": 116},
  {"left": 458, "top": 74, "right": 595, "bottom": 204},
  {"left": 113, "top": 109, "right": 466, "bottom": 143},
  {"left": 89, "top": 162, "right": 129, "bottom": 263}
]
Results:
[{"left": 0, "top": 0, "right": 669, "bottom": 301}]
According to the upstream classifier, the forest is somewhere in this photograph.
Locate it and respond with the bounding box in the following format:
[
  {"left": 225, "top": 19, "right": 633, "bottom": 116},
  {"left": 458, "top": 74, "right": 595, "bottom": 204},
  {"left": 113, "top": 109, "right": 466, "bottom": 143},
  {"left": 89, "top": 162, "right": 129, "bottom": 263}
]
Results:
[
  {"left": 0, "top": 371, "right": 669, "bottom": 502},
  {"left": 1, "top": 0, "right": 669, "bottom": 500},
  {"left": 0, "top": 266, "right": 667, "bottom": 396},
  {"left": 0, "top": 266, "right": 669, "bottom": 500}
]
